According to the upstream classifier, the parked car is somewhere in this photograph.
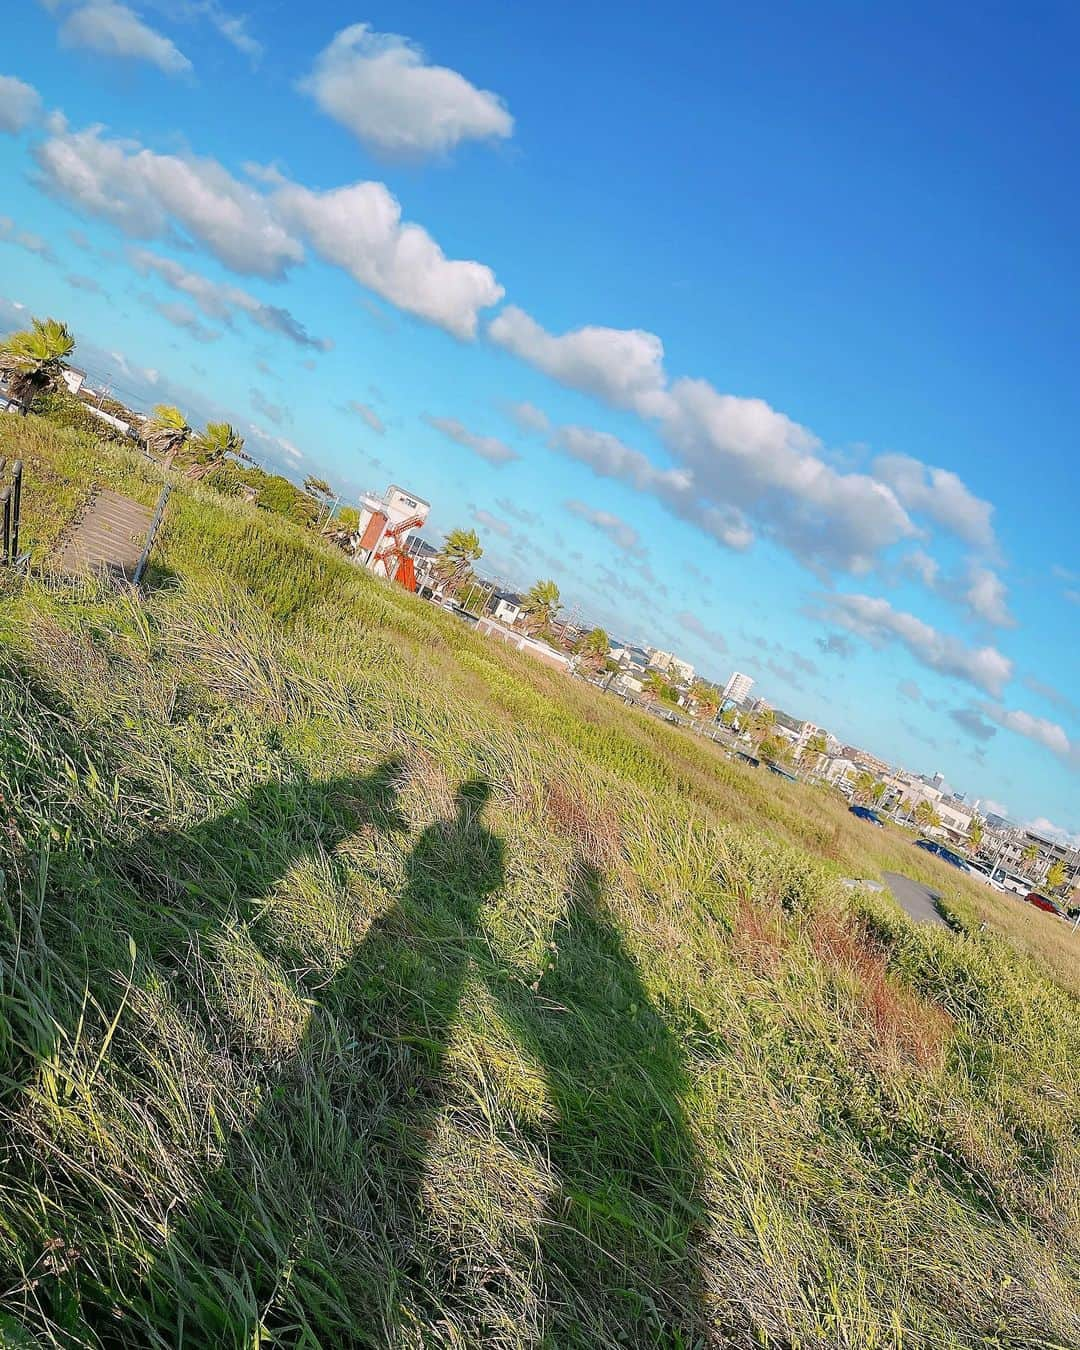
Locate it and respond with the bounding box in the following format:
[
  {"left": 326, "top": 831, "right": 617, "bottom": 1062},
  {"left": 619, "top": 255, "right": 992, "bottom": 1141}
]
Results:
[
  {"left": 1025, "top": 891, "right": 1065, "bottom": 918},
  {"left": 914, "top": 839, "right": 972, "bottom": 872},
  {"left": 849, "top": 805, "right": 884, "bottom": 827},
  {"left": 965, "top": 861, "right": 1008, "bottom": 892},
  {"left": 734, "top": 751, "right": 760, "bottom": 767},
  {"left": 766, "top": 762, "right": 798, "bottom": 781}
]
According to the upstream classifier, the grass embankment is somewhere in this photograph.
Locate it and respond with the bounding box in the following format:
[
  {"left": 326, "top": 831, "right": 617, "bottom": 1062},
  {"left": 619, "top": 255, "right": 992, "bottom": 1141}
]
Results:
[{"left": 0, "top": 415, "right": 1078, "bottom": 1348}]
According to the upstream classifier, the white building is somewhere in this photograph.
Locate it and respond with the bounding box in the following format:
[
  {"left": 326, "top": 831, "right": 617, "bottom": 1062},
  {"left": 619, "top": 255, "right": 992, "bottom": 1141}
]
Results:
[
  {"left": 723, "top": 671, "right": 754, "bottom": 704},
  {"left": 669, "top": 657, "right": 695, "bottom": 685},
  {"left": 355, "top": 485, "right": 430, "bottom": 573},
  {"left": 823, "top": 757, "right": 858, "bottom": 790},
  {"left": 491, "top": 592, "right": 524, "bottom": 626},
  {"left": 60, "top": 367, "right": 86, "bottom": 396}
]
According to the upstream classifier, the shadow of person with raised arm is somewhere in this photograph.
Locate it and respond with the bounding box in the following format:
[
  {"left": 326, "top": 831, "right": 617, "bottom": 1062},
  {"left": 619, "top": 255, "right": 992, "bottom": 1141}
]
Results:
[
  {"left": 133, "top": 776, "right": 506, "bottom": 1346},
  {"left": 0, "top": 754, "right": 408, "bottom": 1343},
  {"left": 494, "top": 857, "right": 712, "bottom": 1346}
]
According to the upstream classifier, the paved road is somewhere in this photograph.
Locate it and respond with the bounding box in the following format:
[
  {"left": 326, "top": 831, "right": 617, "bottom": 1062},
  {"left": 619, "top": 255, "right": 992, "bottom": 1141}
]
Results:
[{"left": 883, "top": 872, "right": 949, "bottom": 928}]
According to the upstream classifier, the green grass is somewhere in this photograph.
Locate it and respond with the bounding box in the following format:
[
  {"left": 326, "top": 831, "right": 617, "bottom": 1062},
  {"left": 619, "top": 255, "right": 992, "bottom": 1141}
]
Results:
[{"left": 0, "top": 413, "right": 1078, "bottom": 1348}]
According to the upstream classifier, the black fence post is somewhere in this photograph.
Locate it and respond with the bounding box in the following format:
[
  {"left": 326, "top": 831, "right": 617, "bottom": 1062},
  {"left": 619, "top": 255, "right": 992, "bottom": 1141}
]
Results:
[
  {"left": 10, "top": 459, "right": 21, "bottom": 563},
  {"left": 0, "top": 486, "right": 10, "bottom": 566}
]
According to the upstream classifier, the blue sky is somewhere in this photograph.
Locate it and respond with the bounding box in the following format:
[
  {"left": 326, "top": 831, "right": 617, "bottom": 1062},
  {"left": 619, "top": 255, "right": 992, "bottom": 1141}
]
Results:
[{"left": 1, "top": 1, "right": 1077, "bottom": 834}]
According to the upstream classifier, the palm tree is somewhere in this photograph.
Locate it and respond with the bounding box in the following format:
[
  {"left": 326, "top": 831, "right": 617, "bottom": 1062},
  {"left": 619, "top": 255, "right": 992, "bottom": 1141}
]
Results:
[
  {"left": 435, "top": 528, "right": 482, "bottom": 596},
  {"left": 967, "top": 816, "right": 984, "bottom": 853},
  {"left": 576, "top": 626, "right": 610, "bottom": 674},
  {"left": 915, "top": 800, "right": 941, "bottom": 831},
  {"left": 303, "top": 474, "right": 335, "bottom": 524},
  {"left": 799, "top": 730, "right": 828, "bottom": 773},
  {"left": 689, "top": 680, "right": 719, "bottom": 719},
  {"left": 1021, "top": 841, "right": 1040, "bottom": 877},
  {"left": 853, "top": 769, "right": 876, "bottom": 805},
  {"left": 748, "top": 707, "right": 775, "bottom": 751},
  {"left": 186, "top": 422, "right": 249, "bottom": 481},
  {"left": 521, "top": 578, "right": 561, "bottom": 635},
  {"left": 0, "top": 316, "right": 76, "bottom": 413},
  {"left": 759, "top": 734, "right": 793, "bottom": 765},
  {"left": 143, "top": 404, "right": 191, "bottom": 466},
  {"left": 1045, "top": 859, "right": 1067, "bottom": 895}
]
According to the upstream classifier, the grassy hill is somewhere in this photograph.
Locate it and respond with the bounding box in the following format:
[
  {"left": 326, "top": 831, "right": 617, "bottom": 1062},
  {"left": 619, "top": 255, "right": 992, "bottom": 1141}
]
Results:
[{"left": 0, "top": 414, "right": 1078, "bottom": 1348}]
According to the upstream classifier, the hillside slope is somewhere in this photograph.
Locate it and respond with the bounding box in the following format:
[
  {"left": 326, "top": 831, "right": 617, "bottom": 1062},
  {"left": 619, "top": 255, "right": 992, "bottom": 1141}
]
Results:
[{"left": 0, "top": 417, "right": 1078, "bottom": 1348}]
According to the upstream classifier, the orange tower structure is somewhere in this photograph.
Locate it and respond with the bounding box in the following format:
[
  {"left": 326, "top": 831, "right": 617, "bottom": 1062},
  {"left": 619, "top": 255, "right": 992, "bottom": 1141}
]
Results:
[{"left": 373, "top": 513, "right": 423, "bottom": 591}]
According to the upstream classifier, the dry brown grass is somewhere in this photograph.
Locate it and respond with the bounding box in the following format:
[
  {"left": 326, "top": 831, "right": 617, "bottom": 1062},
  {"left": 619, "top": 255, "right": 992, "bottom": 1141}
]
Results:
[{"left": 810, "top": 907, "right": 953, "bottom": 1071}]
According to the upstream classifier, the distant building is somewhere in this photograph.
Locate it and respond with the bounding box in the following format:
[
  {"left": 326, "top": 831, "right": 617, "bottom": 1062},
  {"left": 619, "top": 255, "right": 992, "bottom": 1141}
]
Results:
[
  {"left": 491, "top": 591, "right": 524, "bottom": 626},
  {"left": 60, "top": 366, "right": 86, "bottom": 396},
  {"left": 843, "top": 745, "right": 893, "bottom": 778},
  {"left": 668, "top": 657, "right": 695, "bottom": 685},
  {"left": 355, "top": 485, "right": 430, "bottom": 573},
  {"left": 822, "top": 757, "right": 858, "bottom": 790},
  {"left": 406, "top": 535, "right": 439, "bottom": 562},
  {"left": 648, "top": 650, "right": 675, "bottom": 672},
  {"left": 611, "top": 643, "right": 649, "bottom": 672},
  {"left": 723, "top": 672, "right": 754, "bottom": 704}
]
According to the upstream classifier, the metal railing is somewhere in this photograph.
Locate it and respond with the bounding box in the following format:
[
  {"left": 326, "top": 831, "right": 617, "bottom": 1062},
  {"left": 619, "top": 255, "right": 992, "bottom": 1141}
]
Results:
[{"left": 0, "top": 458, "right": 23, "bottom": 568}]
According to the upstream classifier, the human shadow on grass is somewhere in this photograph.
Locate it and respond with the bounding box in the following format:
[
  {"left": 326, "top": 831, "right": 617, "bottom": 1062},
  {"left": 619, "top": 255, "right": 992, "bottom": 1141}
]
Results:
[
  {"left": 9, "top": 754, "right": 711, "bottom": 1345},
  {"left": 129, "top": 775, "right": 509, "bottom": 1346},
  {"left": 494, "top": 857, "right": 712, "bottom": 1347},
  {"left": 0, "top": 755, "right": 405, "bottom": 1341}
]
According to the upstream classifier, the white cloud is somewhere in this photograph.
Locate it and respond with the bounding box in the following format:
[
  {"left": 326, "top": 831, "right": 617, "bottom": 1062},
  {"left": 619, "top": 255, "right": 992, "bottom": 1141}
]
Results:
[
  {"left": 147, "top": 297, "right": 221, "bottom": 342},
  {"left": 250, "top": 387, "right": 289, "bottom": 427},
  {"left": 471, "top": 507, "right": 512, "bottom": 538},
  {"left": 902, "top": 549, "right": 1015, "bottom": 628},
  {"left": 948, "top": 706, "right": 997, "bottom": 743},
  {"left": 980, "top": 798, "right": 1010, "bottom": 819},
  {"left": 0, "top": 75, "right": 42, "bottom": 133},
  {"left": 489, "top": 306, "right": 1004, "bottom": 578},
  {"left": 34, "top": 125, "right": 302, "bottom": 278},
  {"left": 489, "top": 306, "right": 668, "bottom": 414},
  {"left": 274, "top": 178, "right": 502, "bottom": 338},
  {"left": 1024, "top": 818, "right": 1080, "bottom": 848},
  {"left": 676, "top": 610, "right": 727, "bottom": 653},
  {"left": 423, "top": 414, "right": 518, "bottom": 465},
  {"left": 962, "top": 563, "right": 1014, "bottom": 628},
  {"left": 186, "top": 0, "right": 261, "bottom": 61},
  {"left": 564, "top": 499, "right": 645, "bottom": 556},
  {"left": 902, "top": 548, "right": 940, "bottom": 588},
  {"left": 505, "top": 400, "right": 550, "bottom": 435},
  {"left": 658, "top": 378, "right": 916, "bottom": 573},
  {"left": 66, "top": 272, "right": 102, "bottom": 292},
  {"left": 347, "top": 400, "right": 384, "bottom": 435},
  {"left": 128, "top": 248, "right": 330, "bottom": 349},
  {"left": 493, "top": 306, "right": 919, "bottom": 572},
  {"left": 59, "top": 2, "right": 193, "bottom": 76},
  {"left": 0, "top": 215, "right": 56, "bottom": 262},
  {"left": 1022, "top": 674, "right": 1077, "bottom": 719},
  {"left": 976, "top": 702, "right": 1080, "bottom": 770},
  {"left": 813, "top": 593, "right": 1013, "bottom": 696},
  {"left": 493, "top": 496, "right": 538, "bottom": 525},
  {"left": 873, "top": 452, "right": 996, "bottom": 553},
  {"left": 301, "top": 23, "right": 512, "bottom": 158}
]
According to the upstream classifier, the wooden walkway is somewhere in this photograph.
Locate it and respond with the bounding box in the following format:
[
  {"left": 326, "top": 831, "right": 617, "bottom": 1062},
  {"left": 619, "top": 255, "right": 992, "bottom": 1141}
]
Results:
[{"left": 53, "top": 490, "right": 155, "bottom": 582}]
